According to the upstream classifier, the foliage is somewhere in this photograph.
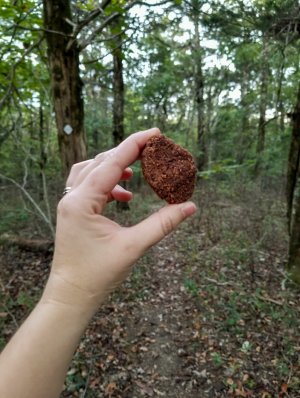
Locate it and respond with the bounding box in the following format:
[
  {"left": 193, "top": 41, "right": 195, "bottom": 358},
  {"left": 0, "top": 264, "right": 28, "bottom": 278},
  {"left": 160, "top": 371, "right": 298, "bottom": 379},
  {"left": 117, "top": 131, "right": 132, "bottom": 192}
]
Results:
[{"left": 0, "top": 0, "right": 299, "bottom": 189}]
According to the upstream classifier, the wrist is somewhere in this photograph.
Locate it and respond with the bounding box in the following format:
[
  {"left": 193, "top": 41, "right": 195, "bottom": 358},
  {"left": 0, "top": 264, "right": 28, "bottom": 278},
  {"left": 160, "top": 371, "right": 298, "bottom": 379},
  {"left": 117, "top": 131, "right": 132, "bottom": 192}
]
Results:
[{"left": 41, "top": 270, "right": 104, "bottom": 320}]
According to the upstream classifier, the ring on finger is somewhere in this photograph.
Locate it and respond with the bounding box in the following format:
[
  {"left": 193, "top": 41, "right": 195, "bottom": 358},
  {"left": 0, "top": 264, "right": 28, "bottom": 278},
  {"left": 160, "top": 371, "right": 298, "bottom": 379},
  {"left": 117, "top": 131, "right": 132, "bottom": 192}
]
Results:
[{"left": 62, "top": 186, "right": 72, "bottom": 196}]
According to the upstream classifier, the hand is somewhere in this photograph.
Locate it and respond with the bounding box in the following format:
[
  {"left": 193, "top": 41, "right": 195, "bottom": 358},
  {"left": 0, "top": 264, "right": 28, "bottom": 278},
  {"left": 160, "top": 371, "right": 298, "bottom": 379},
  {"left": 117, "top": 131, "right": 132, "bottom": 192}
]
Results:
[{"left": 43, "top": 128, "right": 197, "bottom": 313}]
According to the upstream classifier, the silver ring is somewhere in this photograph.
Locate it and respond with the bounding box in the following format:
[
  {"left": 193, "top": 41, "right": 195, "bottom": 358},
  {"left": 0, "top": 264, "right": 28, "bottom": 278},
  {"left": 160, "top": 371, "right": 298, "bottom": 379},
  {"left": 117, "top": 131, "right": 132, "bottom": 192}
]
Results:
[{"left": 62, "top": 186, "right": 72, "bottom": 196}]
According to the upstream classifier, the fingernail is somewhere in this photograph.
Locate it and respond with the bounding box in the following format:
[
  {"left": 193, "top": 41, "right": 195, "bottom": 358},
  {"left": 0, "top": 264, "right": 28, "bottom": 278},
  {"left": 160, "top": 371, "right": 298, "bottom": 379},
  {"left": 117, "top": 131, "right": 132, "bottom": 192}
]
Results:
[{"left": 181, "top": 202, "right": 197, "bottom": 217}]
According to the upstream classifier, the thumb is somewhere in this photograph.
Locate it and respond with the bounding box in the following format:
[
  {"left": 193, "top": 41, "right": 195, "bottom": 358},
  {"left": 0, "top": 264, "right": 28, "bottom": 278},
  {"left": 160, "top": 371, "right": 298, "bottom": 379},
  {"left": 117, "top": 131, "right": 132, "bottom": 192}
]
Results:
[{"left": 127, "top": 202, "right": 197, "bottom": 253}]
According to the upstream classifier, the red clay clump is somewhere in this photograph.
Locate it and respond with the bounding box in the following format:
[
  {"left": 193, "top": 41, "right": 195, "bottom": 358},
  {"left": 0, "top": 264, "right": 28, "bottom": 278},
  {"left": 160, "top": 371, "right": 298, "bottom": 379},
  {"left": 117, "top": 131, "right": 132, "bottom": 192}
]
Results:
[{"left": 141, "top": 135, "right": 197, "bottom": 204}]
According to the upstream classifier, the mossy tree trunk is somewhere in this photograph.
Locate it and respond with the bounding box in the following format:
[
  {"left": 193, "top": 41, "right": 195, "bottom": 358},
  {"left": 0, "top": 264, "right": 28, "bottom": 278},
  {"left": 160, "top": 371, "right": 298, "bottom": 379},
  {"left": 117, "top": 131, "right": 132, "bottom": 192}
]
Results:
[{"left": 43, "top": 0, "right": 87, "bottom": 178}]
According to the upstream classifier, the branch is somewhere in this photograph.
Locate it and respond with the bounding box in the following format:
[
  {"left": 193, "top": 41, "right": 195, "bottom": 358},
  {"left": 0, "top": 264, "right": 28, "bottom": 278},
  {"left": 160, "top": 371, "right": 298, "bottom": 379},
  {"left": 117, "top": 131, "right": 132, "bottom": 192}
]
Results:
[
  {"left": 262, "top": 114, "right": 283, "bottom": 128},
  {"left": 82, "top": 24, "right": 139, "bottom": 66},
  {"left": 0, "top": 35, "right": 44, "bottom": 111},
  {"left": 78, "top": 11, "right": 119, "bottom": 51},
  {"left": 74, "top": 0, "right": 112, "bottom": 34},
  {"left": 76, "top": 0, "right": 139, "bottom": 52},
  {"left": 203, "top": 277, "right": 235, "bottom": 287},
  {"left": 256, "top": 295, "right": 283, "bottom": 306},
  {"left": 12, "top": 24, "right": 72, "bottom": 37},
  {"left": 0, "top": 173, "right": 55, "bottom": 239},
  {"left": 134, "top": 0, "right": 173, "bottom": 6},
  {"left": 0, "top": 236, "right": 53, "bottom": 253},
  {"left": 66, "top": 0, "right": 113, "bottom": 51}
]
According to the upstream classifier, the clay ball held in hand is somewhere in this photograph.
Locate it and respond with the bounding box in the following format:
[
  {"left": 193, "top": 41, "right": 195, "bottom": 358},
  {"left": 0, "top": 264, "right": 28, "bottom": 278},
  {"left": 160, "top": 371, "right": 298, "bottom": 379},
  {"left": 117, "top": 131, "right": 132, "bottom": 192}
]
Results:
[{"left": 141, "top": 135, "right": 197, "bottom": 204}]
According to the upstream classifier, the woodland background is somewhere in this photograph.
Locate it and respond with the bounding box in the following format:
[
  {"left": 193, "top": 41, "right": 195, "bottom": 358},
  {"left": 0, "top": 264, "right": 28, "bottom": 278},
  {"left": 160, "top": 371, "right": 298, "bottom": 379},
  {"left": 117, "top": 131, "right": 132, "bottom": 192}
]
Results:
[{"left": 1, "top": 1, "right": 300, "bottom": 397}]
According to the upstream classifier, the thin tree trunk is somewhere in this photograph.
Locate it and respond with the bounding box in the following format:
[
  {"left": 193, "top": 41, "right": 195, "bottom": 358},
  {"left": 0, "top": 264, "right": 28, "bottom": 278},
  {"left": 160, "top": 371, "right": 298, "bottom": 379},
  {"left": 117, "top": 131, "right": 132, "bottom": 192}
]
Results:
[
  {"left": 237, "top": 70, "right": 250, "bottom": 164},
  {"left": 39, "top": 103, "right": 47, "bottom": 200},
  {"left": 205, "top": 84, "right": 213, "bottom": 164},
  {"left": 112, "top": 39, "right": 124, "bottom": 146},
  {"left": 254, "top": 35, "right": 269, "bottom": 177},
  {"left": 275, "top": 47, "right": 286, "bottom": 136},
  {"left": 112, "top": 18, "right": 129, "bottom": 211},
  {"left": 193, "top": 5, "right": 207, "bottom": 172},
  {"left": 43, "top": 0, "right": 87, "bottom": 178},
  {"left": 185, "top": 99, "right": 196, "bottom": 149}
]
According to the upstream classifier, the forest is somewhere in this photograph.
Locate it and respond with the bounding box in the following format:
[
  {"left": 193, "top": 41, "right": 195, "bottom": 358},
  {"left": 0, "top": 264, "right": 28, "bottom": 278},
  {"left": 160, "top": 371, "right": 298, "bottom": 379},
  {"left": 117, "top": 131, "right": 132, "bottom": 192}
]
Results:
[{"left": 0, "top": 0, "right": 300, "bottom": 397}]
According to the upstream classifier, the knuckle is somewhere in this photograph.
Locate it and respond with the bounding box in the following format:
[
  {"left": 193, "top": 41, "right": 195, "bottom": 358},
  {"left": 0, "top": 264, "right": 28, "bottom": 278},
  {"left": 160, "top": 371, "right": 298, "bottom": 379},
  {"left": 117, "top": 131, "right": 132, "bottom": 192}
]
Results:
[
  {"left": 66, "top": 163, "right": 81, "bottom": 185},
  {"left": 57, "top": 192, "right": 80, "bottom": 217},
  {"left": 94, "top": 152, "right": 105, "bottom": 162},
  {"left": 57, "top": 197, "right": 69, "bottom": 217},
  {"left": 70, "top": 162, "right": 82, "bottom": 173},
  {"left": 98, "top": 149, "right": 115, "bottom": 163}
]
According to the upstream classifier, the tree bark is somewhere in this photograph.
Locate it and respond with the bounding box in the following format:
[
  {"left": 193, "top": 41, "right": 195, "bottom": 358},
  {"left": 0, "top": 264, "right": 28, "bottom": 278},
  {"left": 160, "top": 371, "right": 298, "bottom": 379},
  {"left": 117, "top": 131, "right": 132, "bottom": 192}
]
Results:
[
  {"left": 287, "top": 83, "right": 300, "bottom": 284},
  {"left": 112, "top": 32, "right": 124, "bottom": 147},
  {"left": 192, "top": 3, "right": 207, "bottom": 172},
  {"left": 288, "top": 195, "right": 300, "bottom": 284},
  {"left": 43, "top": 0, "right": 87, "bottom": 178},
  {"left": 287, "top": 83, "right": 300, "bottom": 230},
  {"left": 39, "top": 103, "right": 47, "bottom": 200},
  {"left": 237, "top": 69, "right": 250, "bottom": 164},
  {"left": 112, "top": 18, "right": 129, "bottom": 211},
  {"left": 274, "top": 46, "right": 286, "bottom": 136},
  {"left": 254, "top": 35, "right": 269, "bottom": 177}
]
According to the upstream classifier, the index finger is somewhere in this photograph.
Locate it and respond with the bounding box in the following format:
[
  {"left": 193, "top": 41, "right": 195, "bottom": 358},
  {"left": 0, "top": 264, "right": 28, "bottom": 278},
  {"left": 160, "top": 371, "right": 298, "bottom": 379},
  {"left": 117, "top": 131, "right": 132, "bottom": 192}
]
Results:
[{"left": 80, "top": 128, "right": 161, "bottom": 195}]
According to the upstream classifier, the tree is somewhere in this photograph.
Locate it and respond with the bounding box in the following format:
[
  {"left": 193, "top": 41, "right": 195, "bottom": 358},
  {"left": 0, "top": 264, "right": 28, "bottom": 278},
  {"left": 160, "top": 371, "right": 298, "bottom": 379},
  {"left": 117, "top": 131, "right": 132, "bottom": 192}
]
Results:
[
  {"left": 42, "top": 0, "right": 137, "bottom": 177},
  {"left": 43, "top": 0, "right": 87, "bottom": 178},
  {"left": 254, "top": 34, "right": 270, "bottom": 177},
  {"left": 111, "top": 16, "right": 129, "bottom": 210},
  {"left": 287, "top": 83, "right": 300, "bottom": 283},
  {"left": 190, "top": 0, "right": 207, "bottom": 171},
  {"left": 111, "top": 17, "right": 125, "bottom": 148}
]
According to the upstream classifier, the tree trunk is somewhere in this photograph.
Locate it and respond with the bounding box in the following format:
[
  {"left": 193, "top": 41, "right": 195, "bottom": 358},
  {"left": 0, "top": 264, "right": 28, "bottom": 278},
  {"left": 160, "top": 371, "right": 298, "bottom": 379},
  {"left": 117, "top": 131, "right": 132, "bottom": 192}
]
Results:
[
  {"left": 254, "top": 35, "right": 269, "bottom": 177},
  {"left": 193, "top": 5, "right": 207, "bottom": 172},
  {"left": 275, "top": 46, "right": 286, "bottom": 136},
  {"left": 112, "top": 19, "right": 129, "bottom": 211},
  {"left": 43, "top": 0, "right": 87, "bottom": 178},
  {"left": 112, "top": 35, "right": 124, "bottom": 147},
  {"left": 287, "top": 83, "right": 300, "bottom": 231},
  {"left": 39, "top": 103, "right": 47, "bottom": 200},
  {"left": 237, "top": 70, "right": 250, "bottom": 164},
  {"left": 288, "top": 195, "right": 300, "bottom": 284},
  {"left": 287, "top": 83, "right": 300, "bottom": 284}
]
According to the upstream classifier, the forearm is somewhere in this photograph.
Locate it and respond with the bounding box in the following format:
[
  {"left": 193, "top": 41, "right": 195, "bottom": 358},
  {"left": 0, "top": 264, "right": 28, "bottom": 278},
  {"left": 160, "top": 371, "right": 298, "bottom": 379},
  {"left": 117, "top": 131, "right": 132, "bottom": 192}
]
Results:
[{"left": 0, "top": 285, "right": 95, "bottom": 398}]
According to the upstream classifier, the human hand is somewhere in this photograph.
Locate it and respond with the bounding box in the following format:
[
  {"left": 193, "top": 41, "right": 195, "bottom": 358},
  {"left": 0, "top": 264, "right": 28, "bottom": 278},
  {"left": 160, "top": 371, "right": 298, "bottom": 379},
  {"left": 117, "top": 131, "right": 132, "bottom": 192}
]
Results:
[{"left": 43, "top": 128, "right": 197, "bottom": 313}]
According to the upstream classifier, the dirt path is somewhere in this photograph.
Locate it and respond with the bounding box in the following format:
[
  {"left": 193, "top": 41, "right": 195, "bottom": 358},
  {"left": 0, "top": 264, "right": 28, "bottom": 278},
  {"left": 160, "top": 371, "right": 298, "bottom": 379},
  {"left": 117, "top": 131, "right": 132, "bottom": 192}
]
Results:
[{"left": 123, "top": 231, "right": 205, "bottom": 398}]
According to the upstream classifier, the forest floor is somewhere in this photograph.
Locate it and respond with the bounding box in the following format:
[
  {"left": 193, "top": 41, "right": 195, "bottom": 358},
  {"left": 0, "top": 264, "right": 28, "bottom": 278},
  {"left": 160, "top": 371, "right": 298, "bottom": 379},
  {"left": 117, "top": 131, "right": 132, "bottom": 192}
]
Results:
[{"left": 0, "top": 180, "right": 300, "bottom": 398}]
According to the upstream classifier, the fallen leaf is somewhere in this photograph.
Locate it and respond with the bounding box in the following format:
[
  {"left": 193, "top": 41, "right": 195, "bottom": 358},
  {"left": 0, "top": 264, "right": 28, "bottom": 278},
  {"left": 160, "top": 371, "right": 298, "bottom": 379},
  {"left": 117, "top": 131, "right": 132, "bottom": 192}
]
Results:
[
  {"left": 0, "top": 312, "right": 8, "bottom": 317},
  {"left": 279, "top": 383, "right": 288, "bottom": 396},
  {"left": 105, "top": 382, "right": 117, "bottom": 395}
]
